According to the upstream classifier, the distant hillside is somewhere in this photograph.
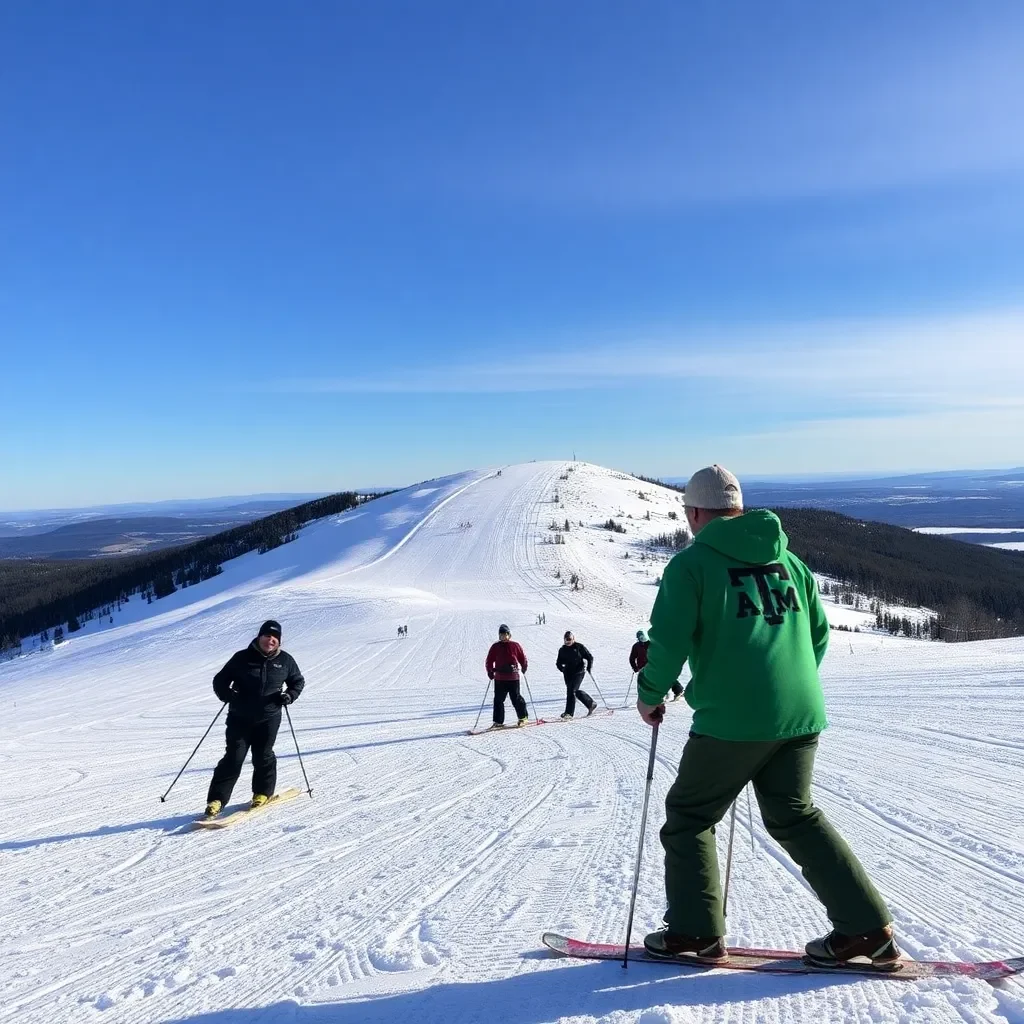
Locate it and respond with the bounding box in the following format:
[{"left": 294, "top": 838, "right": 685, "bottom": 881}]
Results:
[
  {"left": 0, "top": 516, "right": 241, "bottom": 559},
  {"left": 658, "top": 468, "right": 1024, "bottom": 531},
  {"left": 0, "top": 491, "right": 377, "bottom": 651},
  {"left": 0, "top": 497, "right": 338, "bottom": 557},
  {"left": 777, "top": 508, "right": 1024, "bottom": 640},
  {"left": 6, "top": 476, "right": 1024, "bottom": 651},
  {"left": 638, "top": 475, "right": 1024, "bottom": 640},
  {"left": 744, "top": 470, "right": 1024, "bottom": 530}
]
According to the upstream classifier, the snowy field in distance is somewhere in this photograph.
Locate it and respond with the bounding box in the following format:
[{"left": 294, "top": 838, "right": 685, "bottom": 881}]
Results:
[
  {"left": 912, "top": 526, "right": 1024, "bottom": 553},
  {"left": 913, "top": 528, "right": 1024, "bottom": 535},
  {"left": 2, "top": 461, "right": 1023, "bottom": 1024}
]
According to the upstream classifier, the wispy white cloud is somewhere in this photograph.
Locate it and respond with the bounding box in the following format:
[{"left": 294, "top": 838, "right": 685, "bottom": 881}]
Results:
[
  {"left": 269, "top": 308, "right": 1024, "bottom": 416},
  {"left": 719, "top": 404, "right": 1024, "bottom": 477}
]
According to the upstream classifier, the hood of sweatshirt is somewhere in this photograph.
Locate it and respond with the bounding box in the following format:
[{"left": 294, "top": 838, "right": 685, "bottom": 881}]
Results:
[{"left": 694, "top": 509, "right": 788, "bottom": 565}]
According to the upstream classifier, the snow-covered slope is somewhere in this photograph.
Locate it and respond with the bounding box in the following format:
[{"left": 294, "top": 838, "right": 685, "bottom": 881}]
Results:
[{"left": 2, "top": 461, "right": 1023, "bottom": 1024}]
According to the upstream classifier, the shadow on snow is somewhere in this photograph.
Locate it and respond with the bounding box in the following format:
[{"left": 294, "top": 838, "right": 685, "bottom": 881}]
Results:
[
  {"left": 159, "top": 958, "right": 851, "bottom": 1024},
  {"left": 0, "top": 811, "right": 198, "bottom": 851}
]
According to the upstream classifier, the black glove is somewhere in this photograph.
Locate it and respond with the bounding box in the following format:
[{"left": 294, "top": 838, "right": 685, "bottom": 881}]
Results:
[{"left": 273, "top": 692, "right": 293, "bottom": 706}]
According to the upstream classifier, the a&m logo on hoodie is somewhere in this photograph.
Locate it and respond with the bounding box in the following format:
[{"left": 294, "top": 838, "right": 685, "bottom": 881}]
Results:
[{"left": 728, "top": 563, "right": 802, "bottom": 626}]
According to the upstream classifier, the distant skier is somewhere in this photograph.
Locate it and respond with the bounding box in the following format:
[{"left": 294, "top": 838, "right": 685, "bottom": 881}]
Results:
[
  {"left": 636, "top": 465, "right": 896, "bottom": 967},
  {"left": 556, "top": 631, "right": 596, "bottom": 719},
  {"left": 204, "top": 619, "right": 305, "bottom": 819},
  {"left": 485, "top": 624, "right": 529, "bottom": 728},
  {"left": 630, "top": 630, "right": 683, "bottom": 700}
]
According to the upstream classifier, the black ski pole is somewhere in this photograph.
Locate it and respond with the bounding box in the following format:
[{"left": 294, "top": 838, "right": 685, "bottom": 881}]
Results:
[
  {"left": 522, "top": 671, "right": 541, "bottom": 723},
  {"left": 586, "top": 669, "right": 612, "bottom": 710},
  {"left": 623, "top": 719, "right": 660, "bottom": 968},
  {"left": 723, "top": 799, "right": 738, "bottom": 916},
  {"left": 470, "top": 679, "right": 493, "bottom": 733},
  {"left": 747, "top": 783, "right": 756, "bottom": 855},
  {"left": 621, "top": 671, "right": 636, "bottom": 709},
  {"left": 160, "top": 703, "right": 225, "bottom": 802},
  {"left": 285, "top": 703, "right": 314, "bottom": 797}
]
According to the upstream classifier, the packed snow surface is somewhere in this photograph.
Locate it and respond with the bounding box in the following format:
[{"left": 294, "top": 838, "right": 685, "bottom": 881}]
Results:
[{"left": 2, "top": 462, "right": 1023, "bottom": 1024}]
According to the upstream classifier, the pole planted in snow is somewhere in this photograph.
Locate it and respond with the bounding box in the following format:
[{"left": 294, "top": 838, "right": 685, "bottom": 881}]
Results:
[
  {"left": 747, "top": 783, "right": 756, "bottom": 855},
  {"left": 470, "top": 679, "right": 493, "bottom": 733},
  {"left": 723, "top": 800, "right": 738, "bottom": 916},
  {"left": 586, "top": 669, "right": 612, "bottom": 710},
  {"left": 621, "top": 671, "right": 636, "bottom": 708},
  {"left": 284, "top": 703, "right": 314, "bottom": 798},
  {"left": 623, "top": 719, "right": 660, "bottom": 969},
  {"left": 160, "top": 703, "right": 226, "bottom": 802},
  {"left": 521, "top": 671, "right": 541, "bottom": 723}
]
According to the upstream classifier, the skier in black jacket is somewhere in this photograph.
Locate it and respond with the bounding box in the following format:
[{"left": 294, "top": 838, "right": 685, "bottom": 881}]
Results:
[
  {"left": 555, "top": 631, "right": 596, "bottom": 719},
  {"left": 204, "top": 619, "right": 305, "bottom": 818}
]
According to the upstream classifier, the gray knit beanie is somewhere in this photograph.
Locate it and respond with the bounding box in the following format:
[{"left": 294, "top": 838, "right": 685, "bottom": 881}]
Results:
[{"left": 683, "top": 465, "right": 743, "bottom": 510}]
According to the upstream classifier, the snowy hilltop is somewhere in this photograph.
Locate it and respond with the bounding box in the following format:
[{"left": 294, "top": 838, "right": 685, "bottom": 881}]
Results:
[{"left": 2, "top": 461, "right": 1022, "bottom": 1023}]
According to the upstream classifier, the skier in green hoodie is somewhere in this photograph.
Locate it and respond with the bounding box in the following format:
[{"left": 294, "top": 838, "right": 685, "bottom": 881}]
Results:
[{"left": 637, "top": 465, "right": 897, "bottom": 968}]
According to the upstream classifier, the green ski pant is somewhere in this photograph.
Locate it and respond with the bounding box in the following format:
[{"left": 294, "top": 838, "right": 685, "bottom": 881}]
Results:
[{"left": 660, "top": 731, "right": 890, "bottom": 937}]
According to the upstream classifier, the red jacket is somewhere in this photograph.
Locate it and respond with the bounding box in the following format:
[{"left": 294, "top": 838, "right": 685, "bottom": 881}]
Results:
[
  {"left": 486, "top": 640, "right": 528, "bottom": 682},
  {"left": 629, "top": 640, "right": 649, "bottom": 672}
]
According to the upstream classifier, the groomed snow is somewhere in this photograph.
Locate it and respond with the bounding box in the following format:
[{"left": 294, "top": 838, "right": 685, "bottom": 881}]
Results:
[{"left": 2, "top": 462, "right": 1023, "bottom": 1024}]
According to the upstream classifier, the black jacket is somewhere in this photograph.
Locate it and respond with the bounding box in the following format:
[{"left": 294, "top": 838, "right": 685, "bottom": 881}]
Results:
[
  {"left": 556, "top": 642, "right": 593, "bottom": 678},
  {"left": 213, "top": 640, "right": 305, "bottom": 721}
]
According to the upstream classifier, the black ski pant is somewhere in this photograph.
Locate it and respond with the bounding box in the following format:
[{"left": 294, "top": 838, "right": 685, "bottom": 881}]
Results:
[
  {"left": 563, "top": 671, "right": 595, "bottom": 716},
  {"left": 493, "top": 681, "right": 528, "bottom": 725},
  {"left": 671, "top": 681, "right": 684, "bottom": 698},
  {"left": 207, "top": 713, "right": 281, "bottom": 805}
]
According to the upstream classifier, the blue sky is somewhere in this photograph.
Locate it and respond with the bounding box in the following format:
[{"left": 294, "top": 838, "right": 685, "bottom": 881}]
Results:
[{"left": 3, "top": 1, "right": 1024, "bottom": 508}]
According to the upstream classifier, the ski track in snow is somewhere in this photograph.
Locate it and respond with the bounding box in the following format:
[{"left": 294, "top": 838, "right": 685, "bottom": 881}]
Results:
[{"left": 2, "top": 461, "right": 1023, "bottom": 1024}]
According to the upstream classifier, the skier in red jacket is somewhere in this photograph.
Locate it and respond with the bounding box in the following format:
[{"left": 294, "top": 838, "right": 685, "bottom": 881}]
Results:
[
  {"left": 630, "top": 630, "right": 683, "bottom": 700},
  {"left": 484, "top": 624, "right": 529, "bottom": 729}
]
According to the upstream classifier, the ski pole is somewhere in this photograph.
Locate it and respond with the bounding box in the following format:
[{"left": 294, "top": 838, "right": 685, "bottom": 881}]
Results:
[
  {"left": 747, "top": 783, "right": 755, "bottom": 855},
  {"left": 722, "top": 799, "right": 738, "bottom": 916},
  {"left": 521, "top": 671, "right": 541, "bottom": 723},
  {"left": 623, "top": 720, "right": 660, "bottom": 969},
  {"left": 621, "top": 671, "right": 636, "bottom": 709},
  {"left": 586, "top": 669, "right": 612, "bottom": 710},
  {"left": 284, "top": 703, "right": 314, "bottom": 798},
  {"left": 470, "top": 679, "right": 493, "bottom": 732},
  {"left": 160, "top": 703, "right": 226, "bottom": 802}
]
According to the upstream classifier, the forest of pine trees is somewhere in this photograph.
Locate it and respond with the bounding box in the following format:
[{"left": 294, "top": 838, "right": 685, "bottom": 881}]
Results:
[
  {"left": 637, "top": 476, "right": 1024, "bottom": 643},
  {"left": 0, "top": 491, "right": 375, "bottom": 653}
]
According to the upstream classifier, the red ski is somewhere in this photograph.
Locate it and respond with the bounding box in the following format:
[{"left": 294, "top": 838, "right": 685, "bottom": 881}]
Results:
[{"left": 542, "top": 932, "right": 1024, "bottom": 981}]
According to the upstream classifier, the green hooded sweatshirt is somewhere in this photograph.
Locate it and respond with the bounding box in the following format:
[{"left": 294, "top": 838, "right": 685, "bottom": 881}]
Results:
[{"left": 638, "top": 509, "right": 829, "bottom": 741}]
